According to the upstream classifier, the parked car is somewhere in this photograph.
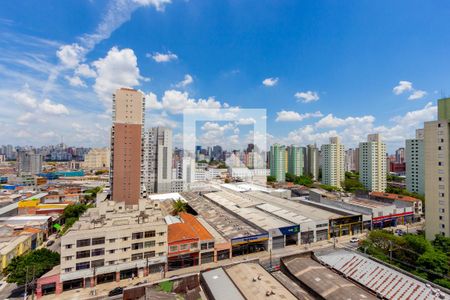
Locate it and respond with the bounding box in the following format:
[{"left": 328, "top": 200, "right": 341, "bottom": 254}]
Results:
[
  {"left": 350, "top": 237, "right": 360, "bottom": 243},
  {"left": 46, "top": 240, "right": 54, "bottom": 247},
  {"left": 108, "top": 287, "right": 123, "bottom": 297},
  {"left": 395, "top": 229, "right": 404, "bottom": 236}
]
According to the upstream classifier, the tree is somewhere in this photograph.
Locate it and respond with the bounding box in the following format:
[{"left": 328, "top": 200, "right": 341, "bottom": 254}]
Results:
[
  {"left": 172, "top": 199, "right": 187, "bottom": 215},
  {"left": 285, "top": 173, "right": 296, "bottom": 182},
  {"left": 417, "top": 250, "right": 449, "bottom": 279},
  {"left": 61, "top": 203, "right": 90, "bottom": 234},
  {"left": 433, "top": 234, "right": 450, "bottom": 254},
  {"left": 4, "top": 249, "right": 60, "bottom": 285},
  {"left": 320, "top": 184, "right": 340, "bottom": 192},
  {"left": 342, "top": 178, "right": 366, "bottom": 193},
  {"left": 294, "top": 175, "right": 313, "bottom": 186}
]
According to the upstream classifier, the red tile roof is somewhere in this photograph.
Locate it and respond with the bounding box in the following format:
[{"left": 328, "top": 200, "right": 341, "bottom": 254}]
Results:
[
  {"left": 370, "top": 192, "right": 419, "bottom": 202},
  {"left": 179, "top": 212, "right": 213, "bottom": 241},
  {"left": 168, "top": 222, "right": 198, "bottom": 244}
]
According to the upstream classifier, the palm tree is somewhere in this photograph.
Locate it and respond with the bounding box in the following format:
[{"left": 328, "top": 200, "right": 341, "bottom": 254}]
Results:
[{"left": 172, "top": 199, "right": 187, "bottom": 215}]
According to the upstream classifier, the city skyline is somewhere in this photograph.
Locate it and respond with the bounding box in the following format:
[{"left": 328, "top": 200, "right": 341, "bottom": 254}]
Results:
[{"left": 1, "top": 1, "right": 449, "bottom": 151}]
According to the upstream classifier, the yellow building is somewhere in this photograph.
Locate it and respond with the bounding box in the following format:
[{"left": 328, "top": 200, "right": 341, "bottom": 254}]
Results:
[{"left": 0, "top": 234, "right": 32, "bottom": 272}]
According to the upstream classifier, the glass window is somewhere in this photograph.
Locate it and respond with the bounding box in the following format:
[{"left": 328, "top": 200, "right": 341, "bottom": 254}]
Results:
[
  {"left": 76, "top": 262, "right": 90, "bottom": 270},
  {"left": 180, "top": 244, "right": 189, "bottom": 251},
  {"left": 144, "top": 251, "right": 155, "bottom": 258},
  {"left": 144, "top": 241, "right": 155, "bottom": 248},
  {"left": 208, "top": 242, "right": 215, "bottom": 249},
  {"left": 201, "top": 243, "right": 207, "bottom": 250},
  {"left": 91, "top": 248, "right": 105, "bottom": 257},
  {"left": 76, "top": 239, "right": 90, "bottom": 247},
  {"left": 132, "top": 232, "right": 144, "bottom": 240},
  {"left": 169, "top": 245, "right": 178, "bottom": 253},
  {"left": 132, "top": 242, "right": 143, "bottom": 250},
  {"left": 145, "top": 231, "right": 155, "bottom": 238},
  {"left": 131, "top": 253, "right": 143, "bottom": 261},
  {"left": 76, "top": 250, "right": 90, "bottom": 259},
  {"left": 190, "top": 242, "right": 198, "bottom": 249},
  {"left": 92, "top": 237, "right": 105, "bottom": 245},
  {"left": 91, "top": 259, "right": 104, "bottom": 268}
]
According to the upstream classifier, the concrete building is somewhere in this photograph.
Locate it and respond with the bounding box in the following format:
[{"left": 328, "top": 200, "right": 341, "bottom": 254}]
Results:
[
  {"left": 83, "top": 148, "right": 110, "bottom": 170},
  {"left": 142, "top": 127, "right": 173, "bottom": 194},
  {"left": 287, "top": 145, "right": 304, "bottom": 176},
  {"left": 359, "top": 134, "right": 387, "bottom": 192},
  {"left": 306, "top": 144, "right": 319, "bottom": 180},
  {"left": 395, "top": 147, "right": 405, "bottom": 163},
  {"left": 17, "top": 150, "right": 42, "bottom": 175},
  {"left": 425, "top": 98, "right": 450, "bottom": 238},
  {"left": 345, "top": 148, "right": 359, "bottom": 172},
  {"left": 110, "top": 88, "right": 145, "bottom": 206},
  {"left": 406, "top": 129, "right": 424, "bottom": 196},
  {"left": 58, "top": 200, "right": 167, "bottom": 293},
  {"left": 321, "top": 137, "right": 345, "bottom": 188},
  {"left": 269, "top": 144, "right": 286, "bottom": 182}
]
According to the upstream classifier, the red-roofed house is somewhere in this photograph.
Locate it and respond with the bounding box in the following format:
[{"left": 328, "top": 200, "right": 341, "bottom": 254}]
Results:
[{"left": 369, "top": 192, "right": 423, "bottom": 215}]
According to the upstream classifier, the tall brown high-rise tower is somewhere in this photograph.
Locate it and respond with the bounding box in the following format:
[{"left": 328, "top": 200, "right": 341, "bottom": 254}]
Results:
[{"left": 110, "top": 88, "right": 145, "bottom": 206}]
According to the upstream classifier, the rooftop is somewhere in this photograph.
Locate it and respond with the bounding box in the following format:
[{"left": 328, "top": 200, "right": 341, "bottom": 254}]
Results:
[
  {"left": 201, "top": 268, "right": 245, "bottom": 300},
  {"left": 168, "top": 222, "right": 197, "bottom": 243},
  {"left": 182, "top": 192, "right": 263, "bottom": 240},
  {"left": 318, "top": 250, "right": 448, "bottom": 300},
  {"left": 225, "top": 262, "right": 297, "bottom": 300},
  {"left": 370, "top": 192, "right": 420, "bottom": 202}
]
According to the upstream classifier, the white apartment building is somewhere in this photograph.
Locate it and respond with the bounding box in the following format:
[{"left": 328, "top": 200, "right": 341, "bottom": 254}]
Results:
[
  {"left": 321, "top": 137, "right": 345, "bottom": 188},
  {"left": 60, "top": 200, "right": 167, "bottom": 287},
  {"left": 359, "top": 134, "right": 387, "bottom": 192},
  {"left": 306, "top": 144, "right": 320, "bottom": 180},
  {"left": 142, "top": 127, "right": 173, "bottom": 194},
  {"left": 83, "top": 148, "right": 110, "bottom": 170},
  {"left": 406, "top": 129, "right": 424, "bottom": 196}
]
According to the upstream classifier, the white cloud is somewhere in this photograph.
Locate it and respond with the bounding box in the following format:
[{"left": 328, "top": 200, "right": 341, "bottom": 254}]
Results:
[
  {"left": 17, "top": 130, "right": 31, "bottom": 138},
  {"left": 92, "top": 47, "right": 144, "bottom": 104},
  {"left": 17, "top": 112, "right": 34, "bottom": 125},
  {"left": 294, "top": 91, "right": 319, "bottom": 103},
  {"left": 176, "top": 74, "right": 193, "bottom": 88},
  {"left": 132, "top": 0, "right": 172, "bottom": 12},
  {"left": 316, "top": 114, "right": 375, "bottom": 128},
  {"left": 408, "top": 90, "right": 427, "bottom": 100},
  {"left": 236, "top": 118, "right": 256, "bottom": 125},
  {"left": 39, "top": 99, "right": 69, "bottom": 115},
  {"left": 65, "top": 75, "right": 86, "bottom": 87},
  {"left": 13, "top": 86, "right": 38, "bottom": 108},
  {"left": 146, "top": 112, "right": 177, "bottom": 128},
  {"left": 262, "top": 77, "right": 278, "bottom": 87},
  {"left": 393, "top": 80, "right": 413, "bottom": 95},
  {"left": 56, "top": 43, "right": 85, "bottom": 68},
  {"left": 161, "top": 90, "right": 224, "bottom": 114},
  {"left": 276, "top": 110, "right": 323, "bottom": 122},
  {"left": 75, "top": 64, "right": 97, "bottom": 78},
  {"left": 148, "top": 51, "right": 178, "bottom": 63},
  {"left": 145, "top": 92, "right": 163, "bottom": 109}
]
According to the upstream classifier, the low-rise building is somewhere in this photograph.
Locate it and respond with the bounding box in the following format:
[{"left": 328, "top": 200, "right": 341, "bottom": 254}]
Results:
[{"left": 369, "top": 191, "right": 423, "bottom": 216}]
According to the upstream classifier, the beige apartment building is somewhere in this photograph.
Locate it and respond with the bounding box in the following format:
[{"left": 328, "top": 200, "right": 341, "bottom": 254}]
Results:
[
  {"left": 321, "top": 137, "right": 345, "bottom": 188},
  {"left": 359, "top": 134, "right": 387, "bottom": 192},
  {"left": 425, "top": 98, "right": 450, "bottom": 239},
  {"left": 60, "top": 200, "right": 167, "bottom": 289},
  {"left": 110, "top": 88, "right": 145, "bottom": 206},
  {"left": 83, "top": 148, "right": 110, "bottom": 170}
]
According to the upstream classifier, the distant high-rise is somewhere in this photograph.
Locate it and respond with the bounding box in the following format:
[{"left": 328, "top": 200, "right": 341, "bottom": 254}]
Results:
[
  {"left": 395, "top": 147, "right": 405, "bottom": 163},
  {"left": 270, "top": 144, "right": 286, "bottom": 182},
  {"left": 344, "top": 148, "right": 359, "bottom": 172},
  {"left": 306, "top": 144, "right": 320, "bottom": 181},
  {"left": 287, "top": 145, "right": 304, "bottom": 176},
  {"left": 321, "top": 137, "right": 345, "bottom": 188},
  {"left": 406, "top": 129, "right": 424, "bottom": 196},
  {"left": 425, "top": 98, "right": 450, "bottom": 238},
  {"left": 359, "top": 134, "right": 387, "bottom": 192},
  {"left": 143, "top": 127, "right": 173, "bottom": 194},
  {"left": 17, "top": 150, "right": 42, "bottom": 175},
  {"left": 83, "top": 148, "right": 110, "bottom": 170},
  {"left": 110, "top": 88, "right": 145, "bottom": 206}
]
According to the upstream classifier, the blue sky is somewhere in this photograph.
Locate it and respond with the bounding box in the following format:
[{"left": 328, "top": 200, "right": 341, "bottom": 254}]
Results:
[{"left": 1, "top": 0, "right": 449, "bottom": 152}]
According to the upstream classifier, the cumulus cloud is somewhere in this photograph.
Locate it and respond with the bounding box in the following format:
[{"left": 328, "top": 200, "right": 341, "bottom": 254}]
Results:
[
  {"left": 65, "top": 75, "right": 86, "bottom": 87},
  {"left": 393, "top": 80, "right": 413, "bottom": 95},
  {"left": 160, "top": 90, "right": 224, "bottom": 114},
  {"left": 13, "top": 86, "right": 38, "bottom": 108},
  {"left": 75, "top": 64, "right": 97, "bottom": 78},
  {"left": 39, "top": 99, "right": 69, "bottom": 115},
  {"left": 145, "top": 92, "right": 163, "bottom": 109},
  {"left": 393, "top": 80, "right": 427, "bottom": 100},
  {"left": 176, "top": 74, "right": 193, "bottom": 88},
  {"left": 93, "top": 47, "right": 144, "bottom": 104},
  {"left": 408, "top": 90, "right": 427, "bottom": 100},
  {"left": 56, "top": 43, "right": 85, "bottom": 68},
  {"left": 276, "top": 110, "right": 323, "bottom": 122},
  {"left": 315, "top": 114, "right": 375, "bottom": 128},
  {"left": 148, "top": 51, "right": 178, "bottom": 62},
  {"left": 294, "top": 91, "right": 319, "bottom": 103},
  {"left": 132, "top": 0, "right": 172, "bottom": 11},
  {"left": 262, "top": 77, "right": 278, "bottom": 87}
]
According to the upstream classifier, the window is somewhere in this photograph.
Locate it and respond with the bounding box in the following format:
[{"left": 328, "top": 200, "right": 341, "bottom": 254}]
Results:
[
  {"left": 65, "top": 256, "right": 73, "bottom": 261},
  {"left": 109, "top": 239, "right": 116, "bottom": 243},
  {"left": 64, "top": 268, "right": 73, "bottom": 273},
  {"left": 208, "top": 242, "right": 215, "bottom": 249},
  {"left": 131, "top": 253, "right": 143, "bottom": 261},
  {"left": 65, "top": 244, "right": 73, "bottom": 249},
  {"left": 190, "top": 242, "right": 198, "bottom": 249},
  {"left": 441, "top": 224, "right": 446, "bottom": 229},
  {"left": 169, "top": 245, "right": 178, "bottom": 252},
  {"left": 92, "top": 237, "right": 105, "bottom": 245},
  {"left": 76, "top": 262, "right": 90, "bottom": 270},
  {"left": 158, "top": 232, "right": 165, "bottom": 236},
  {"left": 158, "top": 242, "right": 165, "bottom": 246},
  {"left": 180, "top": 244, "right": 189, "bottom": 251},
  {"left": 91, "top": 248, "right": 105, "bottom": 257},
  {"left": 132, "top": 242, "right": 143, "bottom": 250},
  {"left": 145, "top": 231, "right": 155, "bottom": 238},
  {"left": 144, "top": 241, "right": 155, "bottom": 248},
  {"left": 76, "top": 239, "right": 90, "bottom": 247},
  {"left": 144, "top": 251, "right": 155, "bottom": 258},
  {"left": 122, "top": 237, "right": 128, "bottom": 241},
  {"left": 76, "top": 250, "right": 90, "bottom": 259},
  {"left": 132, "top": 232, "right": 143, "bottom": 240},
  {"left": 440, "top": 208, "right": 446, "bottom": 213},
  {"left": 91, "top": 259, "right": 104, "bottom": 268},
  {"left": 109, "top": 250, "right": 115, "bottom": 254}
]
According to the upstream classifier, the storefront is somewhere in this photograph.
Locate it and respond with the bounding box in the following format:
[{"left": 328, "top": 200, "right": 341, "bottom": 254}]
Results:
[
  {"left": 270, "top": 225, "right": 300, "bottom": 249},
  {"left": 168, "top": 252, "right": 199, "bottom": 270},
  {"left": 329, "top": 215, "right": 363, "bottom": 238},
  {"left": 231, "top": 233, "right": 269, "bottom": 257}
]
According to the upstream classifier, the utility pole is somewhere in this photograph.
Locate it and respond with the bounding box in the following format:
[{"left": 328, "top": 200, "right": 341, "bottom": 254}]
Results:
[
  {"left": 389, "top": 240, "right": 393, "bottom": 262},
  {"left": 31, "top": 266, "right": 36, "bottom": 300},
  {"left": 269, "top": 249, "right": 272, "bottom": 269},
  {"left": 24, "top": 266, "right": 28, "bottom": 300}
]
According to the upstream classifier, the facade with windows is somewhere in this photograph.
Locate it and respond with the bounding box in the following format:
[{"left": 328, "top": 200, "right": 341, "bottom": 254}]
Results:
[
  {"left": 59, "top": 199, "right": 167, "bottom": 290},
  {"left": 359, "top": 134, "right": 387, "bottom": 192},
  {"left": 406, "top": 129, "right": 424, "bottom": 196},
  {"left": 321, "top": 137, "right": 345, "bottom": 188}
]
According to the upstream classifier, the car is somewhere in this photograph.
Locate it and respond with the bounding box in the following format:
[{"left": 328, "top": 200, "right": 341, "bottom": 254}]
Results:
[
  {"left": 349, "top": 237, "right": 360, "bottom": 243},
  {"left": 108, "top": 287, "right": 123, "bottom": 296},
  {"left": 46, "top": 240, "right": 54, "bottom": 247},
  {"left": 395, "top": 229, "right": 404, "bottom": 236}
]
